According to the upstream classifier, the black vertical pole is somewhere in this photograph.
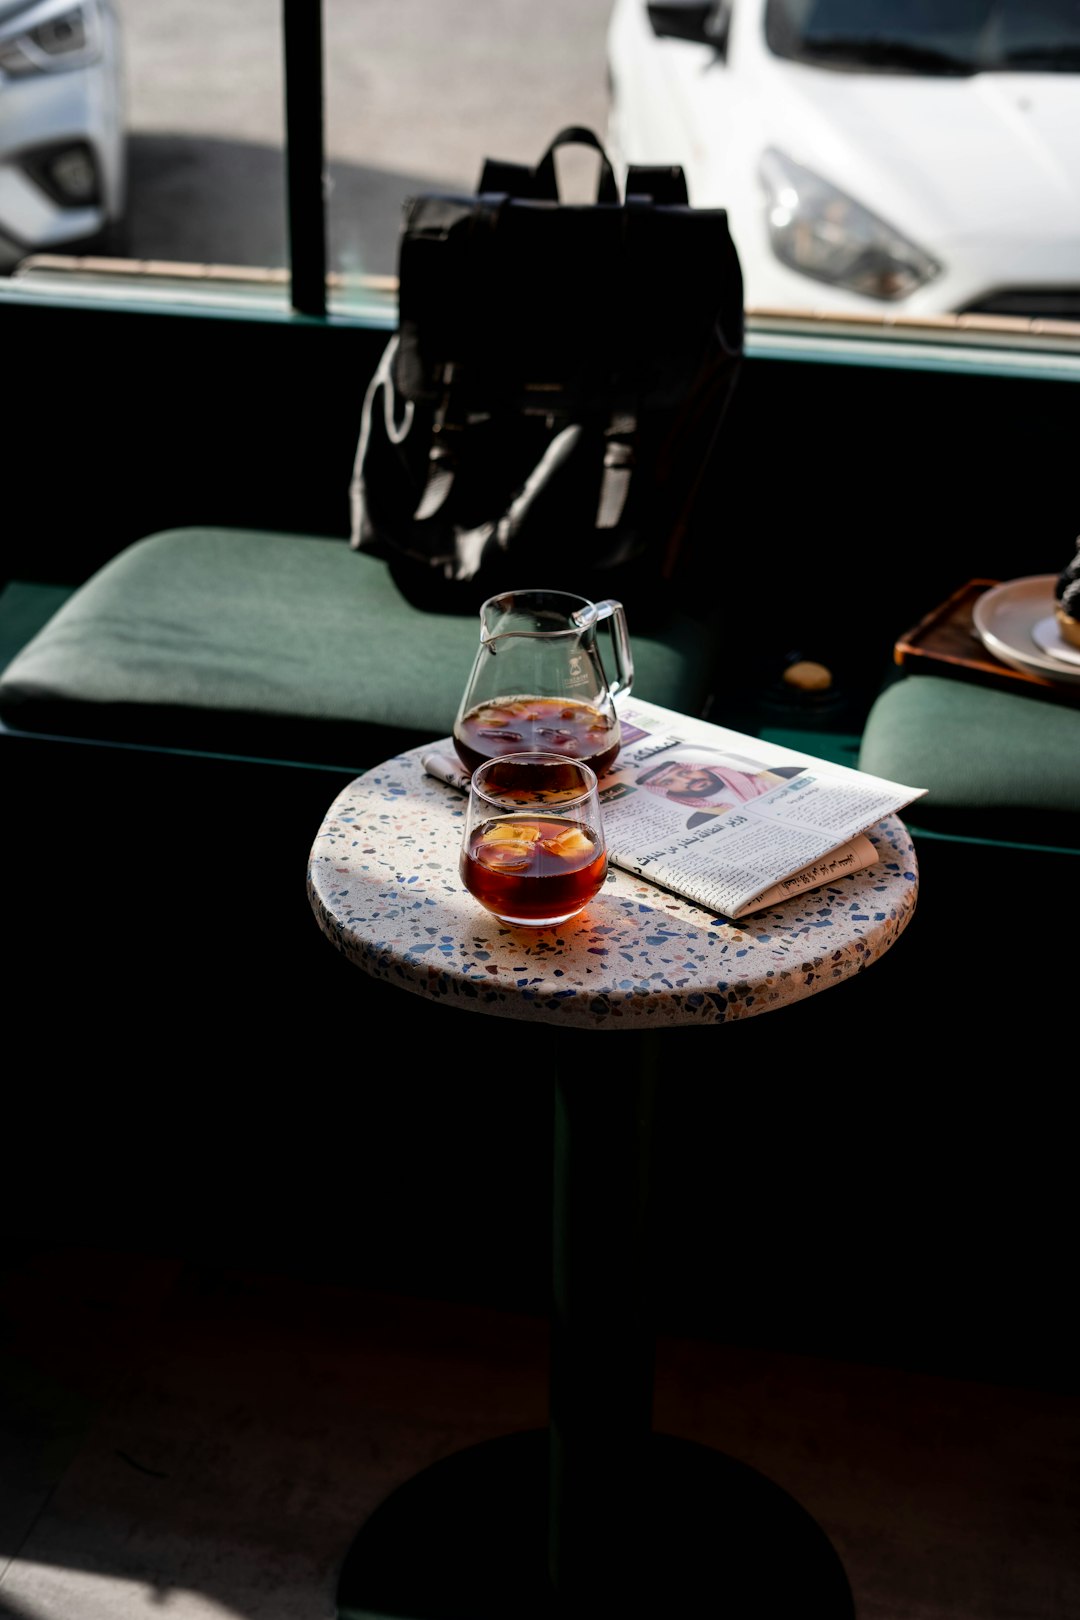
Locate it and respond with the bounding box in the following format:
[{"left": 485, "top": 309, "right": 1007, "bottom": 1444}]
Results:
[
  {"left": 282, "top": 0, "right": 327, "bottom": 317},
  {"left": 548, "top": 1030, "right": 660, "bottom": 1610}
]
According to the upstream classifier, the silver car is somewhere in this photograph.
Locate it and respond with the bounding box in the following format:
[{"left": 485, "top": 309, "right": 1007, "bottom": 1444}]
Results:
[{"left": 0, "top": 0, "right": 125, "bottom": 269}]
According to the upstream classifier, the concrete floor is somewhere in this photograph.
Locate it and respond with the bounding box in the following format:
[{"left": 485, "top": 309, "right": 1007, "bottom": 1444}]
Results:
[{"left": 1, "top": 1245, "right": 1077, "bottom": 1620}]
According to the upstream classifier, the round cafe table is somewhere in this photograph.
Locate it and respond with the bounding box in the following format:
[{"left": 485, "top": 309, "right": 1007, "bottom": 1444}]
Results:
[{"left": 307, "top": 742, "right": 919, "bottom": 1619}]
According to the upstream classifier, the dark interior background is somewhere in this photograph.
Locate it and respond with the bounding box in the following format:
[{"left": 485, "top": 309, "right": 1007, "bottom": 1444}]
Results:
[{"left": 3, "top": 294, "right": 1077, "bottom": 1398}]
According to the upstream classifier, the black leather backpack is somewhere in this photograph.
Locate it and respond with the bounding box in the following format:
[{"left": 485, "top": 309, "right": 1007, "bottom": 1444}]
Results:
[{"left": 350, "top": 126, "right": 744, "bottom": 627}]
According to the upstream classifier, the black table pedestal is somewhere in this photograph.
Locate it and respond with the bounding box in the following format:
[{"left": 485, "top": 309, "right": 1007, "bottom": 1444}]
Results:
[
  {"left": 337, "top": 1046, "right": 855, "bottom": 1619},
  {"left": 336, "top": 1427, "right": 854, "bottom": 1618}
]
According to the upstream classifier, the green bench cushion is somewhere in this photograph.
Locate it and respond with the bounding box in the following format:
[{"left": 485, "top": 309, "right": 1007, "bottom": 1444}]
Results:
[
  {"left": 857, "top": 674, "right": 1080, "bottom": 848},
  {"left": 0, "top": 527, "right": 719, "bottom": 770}
]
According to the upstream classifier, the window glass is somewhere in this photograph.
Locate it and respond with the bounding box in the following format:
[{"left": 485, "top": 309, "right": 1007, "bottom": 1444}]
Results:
[
  {"left": 323, "top": 0, "right": 613, "bottom": 313},
  {"left": 4, "top": 0, "right": 1077, "bottom": 334},
  {"left": 0, "top": 0, "right": 288, "bottom": 302}
]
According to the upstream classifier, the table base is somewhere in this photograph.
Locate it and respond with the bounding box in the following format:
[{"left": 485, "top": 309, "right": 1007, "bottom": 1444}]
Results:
[{"left": 336, "top": 1428, "right": 855, "bottom": 1619}]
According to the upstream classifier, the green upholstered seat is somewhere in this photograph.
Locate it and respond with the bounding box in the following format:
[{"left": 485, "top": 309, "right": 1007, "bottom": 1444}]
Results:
[
  {"left": 0, "top": 528, "right": 719, "bottom": 770},
  {"left": 857, "top": 674, "right": 1080, "bottom": 849}
]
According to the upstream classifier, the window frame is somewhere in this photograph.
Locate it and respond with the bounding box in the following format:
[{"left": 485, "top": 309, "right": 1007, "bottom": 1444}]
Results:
[{"left": 283, "top": 0, "right": 326, "bottom": 319}]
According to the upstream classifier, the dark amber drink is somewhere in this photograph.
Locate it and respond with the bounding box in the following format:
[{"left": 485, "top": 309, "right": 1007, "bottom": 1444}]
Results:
[
  {"left": 453, "top": 695, "right": 620, "bottom": 776},
  {"left": 459, "top": 753, "right": 608, "bottom": 927},
  {"left": 461, "top": 814, "right": 608, "bottom": 926}
]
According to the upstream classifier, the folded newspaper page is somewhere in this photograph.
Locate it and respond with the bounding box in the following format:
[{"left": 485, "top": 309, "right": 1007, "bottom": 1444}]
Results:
[{"left": 422, "top": 696, "right": 927, "bottom": 920}]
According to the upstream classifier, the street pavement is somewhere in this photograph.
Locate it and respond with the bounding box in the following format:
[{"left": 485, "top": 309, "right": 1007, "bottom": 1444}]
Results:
[{"left": 116, "top": 0, "right": 615, "bottom": 276}]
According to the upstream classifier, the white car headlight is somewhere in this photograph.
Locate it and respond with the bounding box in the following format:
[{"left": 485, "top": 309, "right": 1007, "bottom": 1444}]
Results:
[
  {"left": 760, "top": 147, "right": 940, "bottom": 301},
  {"left": 0, "top": 0, "right": 102, "bottom": 78}
]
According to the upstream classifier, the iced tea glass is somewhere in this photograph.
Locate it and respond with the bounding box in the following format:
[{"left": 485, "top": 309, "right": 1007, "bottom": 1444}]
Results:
[{"left": 460, "top": 753, "right": 608, "bottom": 928}]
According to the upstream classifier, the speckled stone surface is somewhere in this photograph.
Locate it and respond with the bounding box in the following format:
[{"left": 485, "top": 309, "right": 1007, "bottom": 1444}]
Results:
[{"left": 306, "top": 744, "right": 919, "bottom": 1030}]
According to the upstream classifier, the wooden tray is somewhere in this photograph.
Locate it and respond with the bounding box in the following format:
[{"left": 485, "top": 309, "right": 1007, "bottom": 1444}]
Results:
[{"left": 894, "top": 578, "right": 1080, "bottom": 706}]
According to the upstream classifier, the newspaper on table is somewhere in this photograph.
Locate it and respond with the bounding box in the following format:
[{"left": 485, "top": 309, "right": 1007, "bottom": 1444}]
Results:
[{"left": 422, "top": 696, "right": 927, "bottom": 921}]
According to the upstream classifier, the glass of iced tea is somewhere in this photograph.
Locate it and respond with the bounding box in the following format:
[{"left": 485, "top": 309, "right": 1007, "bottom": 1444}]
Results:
[{"left": 459, "top": 753, "right": 609, "bottom": 928}]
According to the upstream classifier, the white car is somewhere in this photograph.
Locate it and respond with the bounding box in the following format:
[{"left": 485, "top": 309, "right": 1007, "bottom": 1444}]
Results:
[
  {"left": 606, "top": 0, "right": 1080, "bottom": 320},
  {"left": 0, "top": 0, "right": 125, "bottom": 270}
]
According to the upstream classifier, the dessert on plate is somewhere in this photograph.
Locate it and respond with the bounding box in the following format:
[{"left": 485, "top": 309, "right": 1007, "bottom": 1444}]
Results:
[{"left": 1054, "top": 537, "right": 1080, "bottom": 649}]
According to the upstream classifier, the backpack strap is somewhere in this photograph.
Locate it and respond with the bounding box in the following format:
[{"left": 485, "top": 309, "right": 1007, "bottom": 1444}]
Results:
[
  {"left": 590, "top": 168, "right": 688, "bottom": 530},
  {"left": 596, "top": 409, "right": 637, "bottom": 530},
  {"left": 624, "top": 165, "right": 689, "bottom": 206},
  {"left": 476, "top": 156, "right": 541, "bottom": 198},
  {"left": 412, "top": 367, "right": 468, "bottom": 522},
  {"left": 408, "top": 195, "right": 504, "bottom": 524},
  {"left": 534, "top": 126, "right": 620, "bottom": 203},
  {"left": 479, "top": 128, "right": 621, "bottom": 204}
]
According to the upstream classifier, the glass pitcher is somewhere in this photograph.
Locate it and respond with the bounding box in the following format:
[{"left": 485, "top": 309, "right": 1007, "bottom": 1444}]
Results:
[{"left": 452, "top": 589, "right": 634, "bottom": 777}]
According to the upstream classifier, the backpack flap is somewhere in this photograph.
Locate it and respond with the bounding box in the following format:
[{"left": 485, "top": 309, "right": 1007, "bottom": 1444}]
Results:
[{"left": 396, "top": 190, "right": 742, "bottom": 420}]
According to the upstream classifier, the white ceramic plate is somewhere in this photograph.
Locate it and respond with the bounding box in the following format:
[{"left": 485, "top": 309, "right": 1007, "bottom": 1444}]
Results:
[
  {"left": 972, "top": 575, "right": 1080, "bottom": 686},
  {"left": 1032, "top": 614, "right": 1080, "bottom": 668}
]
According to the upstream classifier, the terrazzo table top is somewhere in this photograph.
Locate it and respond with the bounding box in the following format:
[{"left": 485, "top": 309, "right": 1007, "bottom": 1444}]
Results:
[{"left": 306, "top": 743, "right": 919, "bottom": 1031}]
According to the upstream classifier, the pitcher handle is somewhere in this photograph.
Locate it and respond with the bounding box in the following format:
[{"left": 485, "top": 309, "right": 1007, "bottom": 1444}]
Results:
[{"left": 591, "top": 599, "right": 634, "bottom": 703}]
